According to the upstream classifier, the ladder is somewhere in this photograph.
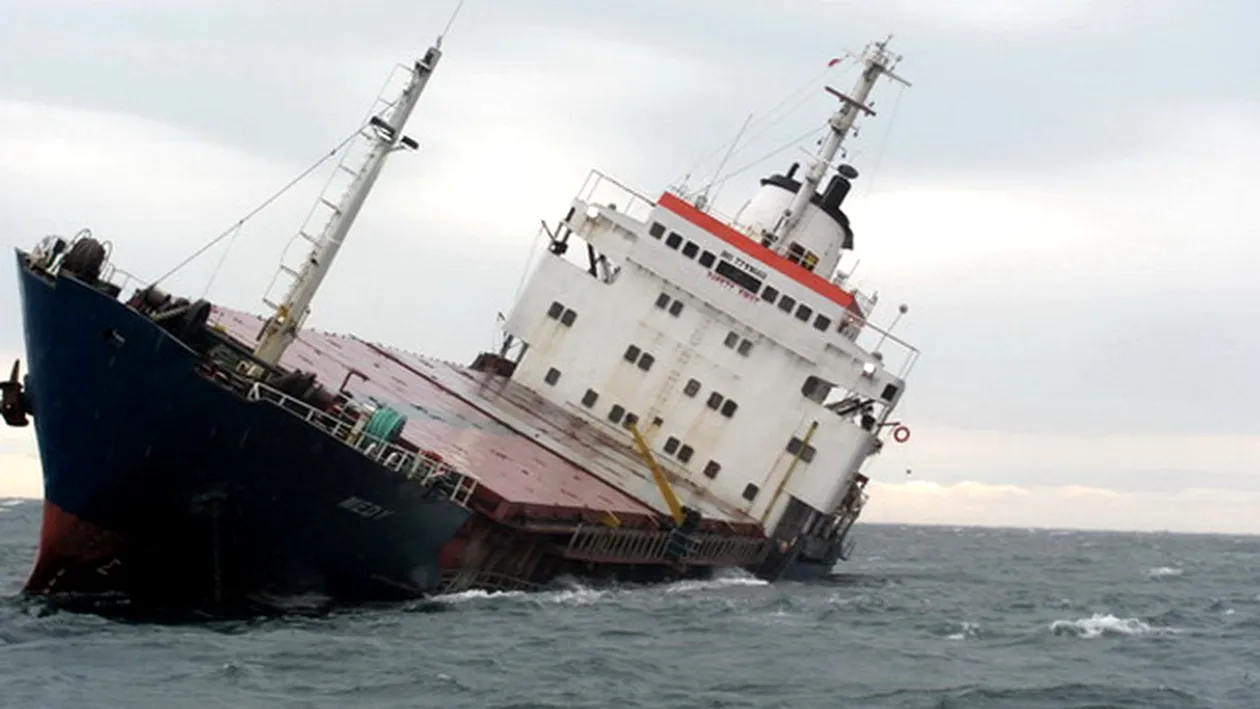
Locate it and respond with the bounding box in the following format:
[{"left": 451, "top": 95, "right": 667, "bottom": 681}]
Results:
[
  {"left": 642, "top": 307, "right": 714, "bottom": 435},
  {"left": 259, "top": 65, "right": 413, "bottom": 316}
]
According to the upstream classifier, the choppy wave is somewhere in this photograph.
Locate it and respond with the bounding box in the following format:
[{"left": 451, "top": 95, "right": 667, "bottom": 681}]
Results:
[
  {"left": 1049, "top": 613, "right": 1174, "bottom": 639},
  {"left": 0, "top": 503, "right": 1255, "bottom": 708}
]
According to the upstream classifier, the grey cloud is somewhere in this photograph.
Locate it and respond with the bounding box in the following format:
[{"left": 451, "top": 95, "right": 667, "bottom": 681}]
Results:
[{"left": 1, "top": 0, "right": 1257, "bottom": 503}]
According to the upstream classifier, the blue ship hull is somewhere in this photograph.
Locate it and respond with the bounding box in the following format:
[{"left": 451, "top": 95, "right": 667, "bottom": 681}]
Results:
[{"left": 12, "top": 248, "right": 472, "bottom": 609}]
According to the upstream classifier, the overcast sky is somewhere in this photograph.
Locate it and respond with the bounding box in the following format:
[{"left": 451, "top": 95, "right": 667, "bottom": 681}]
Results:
[{"left": 1, "top": 0, "right": 1256, "bottom": 533}]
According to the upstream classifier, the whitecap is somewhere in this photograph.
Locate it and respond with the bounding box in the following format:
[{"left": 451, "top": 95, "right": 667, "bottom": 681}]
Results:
[
  {"left": 1145, "top": 566, "right": 1183, "bottom": 578},
  {"left": 664, "top": 568, "right": 768, "bottom": 594},
  {"left": 946, "top": 620, "right": 979, "bottom": 640},
  {"left": 434, "top": 588, "right": 528, "bottom": 604},
  {"left": 1050, "top": 613, "right": 1172, "bottom": 639},
  {"left": 535, "top": 587, "right": 609, "bottom": 606}
]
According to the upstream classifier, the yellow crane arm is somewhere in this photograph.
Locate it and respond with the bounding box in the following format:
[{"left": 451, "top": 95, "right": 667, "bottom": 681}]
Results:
[
  {"left": 628, "top": 422, "right": 686, "bottom": 526},
  {"left": 760, "top": 420, "right": 819, "bottom": 524}
]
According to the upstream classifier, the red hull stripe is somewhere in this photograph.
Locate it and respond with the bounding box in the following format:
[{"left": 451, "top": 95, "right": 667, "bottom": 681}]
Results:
[
  {"left": 25, "top": 500, "right": 126, "bottom": 594},
  {"left": 656, "top": 191, "right": 857, "bottom": 311}
]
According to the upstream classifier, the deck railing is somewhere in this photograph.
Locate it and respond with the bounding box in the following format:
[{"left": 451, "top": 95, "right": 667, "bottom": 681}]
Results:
[
  {"left": 851, "top": 317, "right": 920, "bottom": 382},
  {"left": 563, "top": 523, "right": 769, "bottom": 566},
  {"left": 574, "top": 169, "right": 658, "bottom": 224},
  {"left": 98, "top": 261, "right": 145, "bottom": 299},
  {"left": 243, "top": 381, "right": 479, "bottom": 507}
]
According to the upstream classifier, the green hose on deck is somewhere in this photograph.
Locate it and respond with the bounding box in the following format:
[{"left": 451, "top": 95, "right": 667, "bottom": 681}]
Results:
[{"left": 362, "top": 405, "right": 406, "bottom": 446}]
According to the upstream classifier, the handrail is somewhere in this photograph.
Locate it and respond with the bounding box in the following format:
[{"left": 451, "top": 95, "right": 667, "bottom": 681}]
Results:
[
  {"left": 563, "top": 523, "right": 768, "bottom": 566},
  {"left": 574, "top": 169, "right": 920, "bottom": 381},
  {"left": 243, "top": 381, "right": 480, "bottom": 507},
  {"left": 98, "top": 261, "right": 146, "bottom": 298},
  {"left": 575, "top": 169, "right": 657, "bottom": 223}
]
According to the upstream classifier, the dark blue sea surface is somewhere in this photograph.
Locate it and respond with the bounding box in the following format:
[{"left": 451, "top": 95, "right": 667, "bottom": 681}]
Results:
[{"left": 1, "top": 497, "right": 1257, "bottom": 708}]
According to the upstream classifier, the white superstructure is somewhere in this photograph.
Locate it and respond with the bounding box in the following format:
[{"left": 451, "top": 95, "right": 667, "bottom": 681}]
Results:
[{"left": 499, "top": 38, "right": 918, "bottom": 538}]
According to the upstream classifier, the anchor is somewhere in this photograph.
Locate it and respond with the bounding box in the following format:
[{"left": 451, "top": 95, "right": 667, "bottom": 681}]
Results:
[{"left": 1, "top": 359, "right": 31, "bottom": 427}]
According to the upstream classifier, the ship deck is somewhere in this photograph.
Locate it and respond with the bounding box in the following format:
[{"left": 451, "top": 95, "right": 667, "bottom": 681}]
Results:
[{"left": 209, "top": 308, "right": 763, "bottom": 536}]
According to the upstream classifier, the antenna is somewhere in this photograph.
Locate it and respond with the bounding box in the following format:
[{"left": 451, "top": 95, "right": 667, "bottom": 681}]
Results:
[
  {"left": 872, "top": 303, "right": 909, "bottom": 355},
  {"left": 695, "top": 112, "right": 754, "bottom": 212},
  {"left": 438, "top": 0, "right": 466, "bottom": 47},
  {"left": 767, "top": 35, "right": 911, "bottom": 255}
]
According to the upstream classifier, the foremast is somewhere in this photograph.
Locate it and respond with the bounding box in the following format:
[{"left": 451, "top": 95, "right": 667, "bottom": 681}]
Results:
[
  {"left": 768, "top": 36, "right": 909, "bottom": 258},
  {"left": 252, "top": 39, "right": 444, "bottom": 367}
]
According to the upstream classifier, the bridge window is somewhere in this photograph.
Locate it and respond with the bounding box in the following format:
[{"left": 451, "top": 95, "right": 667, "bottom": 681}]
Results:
[
  {"left": 706, "top": 392, "right": 724, "bottom": 410},
  {"left": 714, "top": 259, "right": 763, "bottom": 294},
  {"left": 649, "top": 222, "right": 665, "bottom": 238},
  {"left": 664, "top": 436, "right": 680, "bottom": 455},
  {"left": 609, "top": 404, "right": 625, "bottom": 424},
  {"left": 802, "top": 375, "right": 831, "bottom": 403},
  {"left": 724, "top": 331, "right": 739, "bottom": 348},
  {"left": 699, "top": 250, "right": 715, "bottom": 268},
  {"left": 786, "top": 243, "right": 819, "bottom": 272},
  {"left": 742, "top": 483, "right": 760, "bottom": 502},
  {"left": 795, "top": 303, "right": 812, "bottom": 322},
  {"left": 547, "top": 301, "right": 564, "bottom": 319},
  {"left": 761, "top": 285, "right": 778, "bottom": 303},
  {"left": 786, "top": 436, "right": 817, "bottom": 463},
  {"left": 637, "top": 353, "right": 655, "bottom": 372},
  {"left": 737, "top": 339, "right": 753, "bottom": 357},
  {"left": 814, "top": 314, "right": 832, "bottom": 331},
  {"left": 560, "top": 308, "right": 577, "bottom": 327},
  {"left": 682, "top": 241, "right": 699, "bottom": 259},
  {"left": 881, "top": 383, "right": 900, "bottom": 402},
  {"left": 720, "top": 399, "right": 738, "bottom": 418},
  {"left": 655, "top": 292, "right": 670, "bottom": 309},
  {"left": 683, "top": 379, "right": 701, "bottom": 397},
  {"left": 668, "top": 300, "right": 684, "bottom": 317},
  {"left": 544, "top": 367, "right": 561, "bottom": 385},
  {"left": 666, "top": 232, "right": 682, "bottom": 249},
  {"left": 778, "top": 295, "right": 796, "bottom": 313},
  {"left": 703, "top": 461, "right": 721, "bottom": 479},
  {"left": 581, "top": 389, "right": 598, "bottom": 408},
  {"left": 624, "top": 344, "right": 655, "bottom": 371},
  {"left": 677, "top": 444, "right": 694, "bottom": 463}
]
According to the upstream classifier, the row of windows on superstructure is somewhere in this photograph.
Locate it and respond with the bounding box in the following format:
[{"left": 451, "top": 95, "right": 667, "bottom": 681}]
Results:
[
  {"left": 623, "top": 344, "right": 655, "bottom": 372},
  {"left": 661, "top": 290, "right": 755, "bottom": 359},
  {"left": 575, "top": 385, "right": 727, "bottom": 482},
  {"left": 545, "top": 300, "right": 578, "bottom": 327},
  {"left": 681, "top": 376, "right": 738, "bottom": 418},
  {"left": 646, "top": 220, "right": 860, "bottom": 342},
  {"left": 723, "top": 330, "right": 753, "bottom": 357},
  {"left": 560, "top": 368, "right": 823, "bottom": 507},
  {"left": 538, "top": 298, "right": 822, "bottom": 509},
  {"left": 655, "top": 292, "right": 685, "bottom": 317}
]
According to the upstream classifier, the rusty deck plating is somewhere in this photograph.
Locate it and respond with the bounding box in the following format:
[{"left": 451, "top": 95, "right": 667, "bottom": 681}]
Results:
[{"left": 210, "top": 307, "right": 765, "bottom": 538}]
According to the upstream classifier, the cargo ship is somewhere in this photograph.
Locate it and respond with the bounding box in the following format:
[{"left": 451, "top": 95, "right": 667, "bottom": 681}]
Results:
[{"left": 3, "top": 29, "right": 919, "bottom": 608}]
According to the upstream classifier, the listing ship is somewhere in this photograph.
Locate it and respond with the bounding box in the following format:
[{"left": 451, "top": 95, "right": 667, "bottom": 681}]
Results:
[{"left": 3, "top": 29, "right": 919, "bottom": 608}]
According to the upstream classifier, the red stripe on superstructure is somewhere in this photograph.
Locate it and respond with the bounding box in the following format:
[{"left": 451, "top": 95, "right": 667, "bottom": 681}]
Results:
[{"left": 656, "top": 191, "right": 858, "bottom": 312}]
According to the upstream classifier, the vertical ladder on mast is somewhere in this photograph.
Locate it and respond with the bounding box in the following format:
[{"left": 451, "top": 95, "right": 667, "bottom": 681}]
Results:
[
  {"left": 259, "top": 67, "right": 414, "bottom": 316},
  {"left": 251, "top": 37, "right": 443, "bottom": 368}
]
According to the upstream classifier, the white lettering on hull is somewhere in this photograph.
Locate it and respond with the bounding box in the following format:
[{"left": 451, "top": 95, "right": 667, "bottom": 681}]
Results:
[{"left": 337, "top": 496, "right": 396, "bottom": 520}]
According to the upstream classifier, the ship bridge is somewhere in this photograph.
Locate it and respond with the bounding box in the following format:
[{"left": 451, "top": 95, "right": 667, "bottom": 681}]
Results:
[{"left": 498, "top": 158, "right": 918, "bottom": 538}]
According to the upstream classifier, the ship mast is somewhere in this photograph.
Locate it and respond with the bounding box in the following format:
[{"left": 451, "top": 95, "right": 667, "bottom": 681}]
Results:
[
  {"left": 768, "top": 36, "right": 909, "bottom": 257},
  {"left": 252, "top": 39, "right": 444, "bottom": 367}
]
